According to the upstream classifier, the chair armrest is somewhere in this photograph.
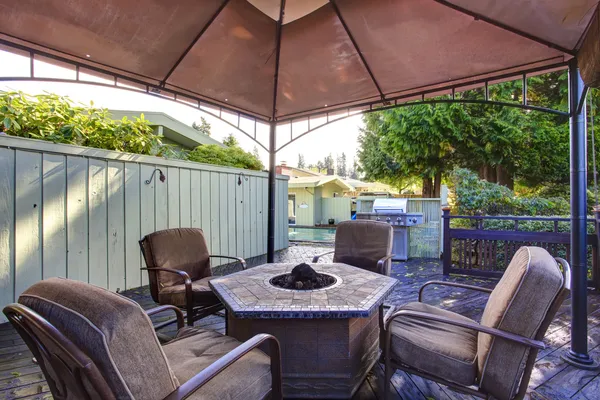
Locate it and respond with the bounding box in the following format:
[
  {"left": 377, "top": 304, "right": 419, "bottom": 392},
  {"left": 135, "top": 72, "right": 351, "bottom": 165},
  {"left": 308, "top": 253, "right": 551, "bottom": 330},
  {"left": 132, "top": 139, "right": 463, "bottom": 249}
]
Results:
[
  {"left": 418, "top": 280, "right": 493, "bottom": 302},
  {"left": 312, "top": 250, "right": 335, "bottom": 263},
  {"left": 377, "top": 254, "right": 395, "bottom": 276},
  {"left": 163, "top": 333, "right": 282, "bottom": 400},
  {"left": 146, "top": 305, "right": 184, "bottom": 331},
  {"left": 141, "top": 267, "right": 192, "bottom": 284},
  {"left": 383, "top": 305, "right": 399, "bottom": 325},
  {"left": 209, "top": 255, "right": 247, "bottom": 270},
  {"left": 141, "top": 268, "right": 193, "bottom": 310},
  {"left": 384, "top": 309, "right": 545, "bottom": 350}
]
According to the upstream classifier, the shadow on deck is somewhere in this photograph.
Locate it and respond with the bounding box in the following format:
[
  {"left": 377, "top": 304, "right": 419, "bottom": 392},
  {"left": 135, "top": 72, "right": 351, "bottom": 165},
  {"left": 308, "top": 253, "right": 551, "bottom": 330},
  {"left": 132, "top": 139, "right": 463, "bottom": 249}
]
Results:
[{"left": 1, "top": 247, "right": 600, "bottom": 399}]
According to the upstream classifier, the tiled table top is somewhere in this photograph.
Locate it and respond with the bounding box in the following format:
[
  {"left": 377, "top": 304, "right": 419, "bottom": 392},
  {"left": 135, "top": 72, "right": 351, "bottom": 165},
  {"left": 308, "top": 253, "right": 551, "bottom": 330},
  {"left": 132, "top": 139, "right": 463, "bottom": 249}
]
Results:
[{"left": 210, "top": 263, "right": 398, "bottom": 319}]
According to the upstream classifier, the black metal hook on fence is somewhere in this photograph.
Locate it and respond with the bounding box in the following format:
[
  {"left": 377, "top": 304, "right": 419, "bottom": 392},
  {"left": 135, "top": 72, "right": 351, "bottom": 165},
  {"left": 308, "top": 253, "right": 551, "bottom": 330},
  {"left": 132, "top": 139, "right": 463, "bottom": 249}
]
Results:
[
  {"left": 145, "top": 168, "right": 165, "bottom": 185},
  {"left": 238, "top": 172, "right": 248, "bottom": 186}
]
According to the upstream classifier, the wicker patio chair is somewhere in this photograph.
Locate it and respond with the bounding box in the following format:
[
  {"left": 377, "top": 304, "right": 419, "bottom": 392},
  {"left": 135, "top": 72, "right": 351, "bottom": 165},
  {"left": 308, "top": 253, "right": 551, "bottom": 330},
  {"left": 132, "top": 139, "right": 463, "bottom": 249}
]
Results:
[
  {"left": 3, "top": 277, "right": 282, "bottom": 400},
  {"left": 382, "top": 246, "right": 570, "bottom": 400},
  {"left": 312, "top": 220, "right": 394, "bottom": 275},
  {"left": 139, "top": 228, "right": 246, "bottom": 326}
]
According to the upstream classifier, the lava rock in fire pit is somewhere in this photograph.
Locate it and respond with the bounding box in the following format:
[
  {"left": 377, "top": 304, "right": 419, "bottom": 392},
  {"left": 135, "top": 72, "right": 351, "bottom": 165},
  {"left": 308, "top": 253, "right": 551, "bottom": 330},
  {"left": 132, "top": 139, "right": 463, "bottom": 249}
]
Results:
[
  {"left": 270, "top": 263, "right": 337, "bottom": 290},
  {"left": 291, "top": 263, "right": 317, "bottom": 281}
]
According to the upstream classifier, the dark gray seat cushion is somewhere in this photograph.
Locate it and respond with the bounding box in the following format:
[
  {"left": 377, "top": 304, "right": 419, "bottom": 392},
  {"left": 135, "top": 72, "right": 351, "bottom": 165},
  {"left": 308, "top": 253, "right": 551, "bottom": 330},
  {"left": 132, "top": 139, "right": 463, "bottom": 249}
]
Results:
[
  {"left": 389, "top": 302, "right": 478, "bottom": 386},
  {"left": 163, "top": 327, "right": 272, "bottom": 400},
  {"left": 158, "top": 277, "right": 220, "bottom": 307}
]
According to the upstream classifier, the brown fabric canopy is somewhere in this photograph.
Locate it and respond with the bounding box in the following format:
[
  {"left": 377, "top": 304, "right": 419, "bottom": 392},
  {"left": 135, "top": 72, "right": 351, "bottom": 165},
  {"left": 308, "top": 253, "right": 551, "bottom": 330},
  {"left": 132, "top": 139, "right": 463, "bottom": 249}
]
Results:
[{"left": 0, "top": 0, "right": 598, "bottom": 121}]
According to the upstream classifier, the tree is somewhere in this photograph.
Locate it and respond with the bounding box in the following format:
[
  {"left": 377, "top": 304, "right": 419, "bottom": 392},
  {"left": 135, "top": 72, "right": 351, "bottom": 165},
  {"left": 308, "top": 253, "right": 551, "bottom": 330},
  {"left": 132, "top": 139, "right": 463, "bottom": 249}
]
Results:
[
  {"left": 297, "top": 154, "right": 306, "bottom": 169},
  {"left": 324, "top": 153, "right": 335, "bottom": 175},
  {"left": 357, "top": 75, "right": 596, "bottom": 197},
  {"left": 349, "top": 158, "right": 359, "bottom": 179},
  {"left": 192, "top": 117, "right": 211, "bottom": 136},
  {"left": 358, "top": 123, "right": 424, "bottom": 193},
  {"left": 360, "top": 102, "right": 467, "bottom": 197},
  {"left": 223, "top": 133, "right": 238, "bottom": 147},
  {"left": 316, "top": 160, "right": 325, "bottom": 173},
  {"left": 252, "top": 146, "right": 261, "bottom": 160},
  {"left": 336, "top": 153, "right": 347, "bottom": 177}
]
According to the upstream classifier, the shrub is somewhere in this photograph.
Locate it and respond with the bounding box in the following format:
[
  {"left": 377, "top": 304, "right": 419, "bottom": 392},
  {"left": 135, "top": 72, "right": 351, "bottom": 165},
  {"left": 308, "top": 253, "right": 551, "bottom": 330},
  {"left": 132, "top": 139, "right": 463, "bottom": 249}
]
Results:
[
  {"left": 1, "top": 91, "right": 160, "bottom": 155},
  {"left": 449, "top": 168, "right": 569, "bottom": 216},
  {"left": 1, "top": 91, "right": 264, "bottom": 171},
  {"left": 188, "top": 144, "right": 264, "bottom": 171}
]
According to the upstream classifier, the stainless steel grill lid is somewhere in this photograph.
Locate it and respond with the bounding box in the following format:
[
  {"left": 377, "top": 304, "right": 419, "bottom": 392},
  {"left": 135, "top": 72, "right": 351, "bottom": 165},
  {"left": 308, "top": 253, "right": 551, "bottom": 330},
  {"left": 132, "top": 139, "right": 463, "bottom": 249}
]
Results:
[{"left": 372, "top": 198, "right": 408, "bottom": 214}]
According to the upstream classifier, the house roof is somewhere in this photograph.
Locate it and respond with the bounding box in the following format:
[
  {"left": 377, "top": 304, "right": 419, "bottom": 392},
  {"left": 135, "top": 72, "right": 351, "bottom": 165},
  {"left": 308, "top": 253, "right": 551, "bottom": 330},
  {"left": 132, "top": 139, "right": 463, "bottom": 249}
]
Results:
[
  {"left": 109, "top": 110, "right": 224, "bottom": 149},
  {"left": 279, "top": 165, "right": 322, "bottom": 177},
  {"left": 289, "top": 175, "right": 354, "bottom": 191},
  {"left": 344, "top": 179, "right": 375, "bottom": 188},
  {"left": 344, "top": 179, "right": 394, "bottom": 191}
]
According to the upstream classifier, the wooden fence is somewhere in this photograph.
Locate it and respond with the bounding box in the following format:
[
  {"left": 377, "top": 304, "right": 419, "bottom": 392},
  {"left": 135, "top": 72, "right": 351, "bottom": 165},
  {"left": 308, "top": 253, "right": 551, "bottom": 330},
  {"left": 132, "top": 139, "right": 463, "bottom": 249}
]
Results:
[
  {"left": 441, "top": 207, "right": 599, "bottom": 288},
  {"left": 0, "top": 136, "right": 289, "bottom": 322},
  {"left": 354, "top": 197, "right": 443, "bottom": 258},
  {"left": 407, "top": 199, "right": 442, "bottom": 259}
]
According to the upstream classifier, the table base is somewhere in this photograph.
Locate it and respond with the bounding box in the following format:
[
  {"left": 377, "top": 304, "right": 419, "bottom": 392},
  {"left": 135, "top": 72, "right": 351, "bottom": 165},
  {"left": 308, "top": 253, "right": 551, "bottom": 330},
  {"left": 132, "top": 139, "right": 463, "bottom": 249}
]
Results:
[{"left": 227, "top": 312, "right": 379, "bottom": 399}]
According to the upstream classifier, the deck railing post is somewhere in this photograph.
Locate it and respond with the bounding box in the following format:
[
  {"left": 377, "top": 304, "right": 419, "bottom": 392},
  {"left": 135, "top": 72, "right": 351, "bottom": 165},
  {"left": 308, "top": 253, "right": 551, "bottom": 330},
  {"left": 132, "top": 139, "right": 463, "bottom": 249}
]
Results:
[
  {"left": 594, "top": 207, "right": 600, "bottom": 290},
  {"left": 442, "top": 206, "right": 451, "bottom": 275}
]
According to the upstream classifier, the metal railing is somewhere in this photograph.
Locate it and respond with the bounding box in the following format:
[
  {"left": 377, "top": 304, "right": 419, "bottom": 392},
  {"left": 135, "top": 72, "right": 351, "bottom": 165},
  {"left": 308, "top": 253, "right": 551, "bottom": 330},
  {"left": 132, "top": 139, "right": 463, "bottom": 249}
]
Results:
[{"left": 441, "top": 207, "right": 600, "bottom": 288}]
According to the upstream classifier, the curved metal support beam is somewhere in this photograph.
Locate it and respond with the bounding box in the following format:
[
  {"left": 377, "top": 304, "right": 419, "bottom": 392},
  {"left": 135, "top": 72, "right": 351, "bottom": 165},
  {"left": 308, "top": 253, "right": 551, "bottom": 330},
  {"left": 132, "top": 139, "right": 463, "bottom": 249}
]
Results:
[
  {"left": 275, "top": 60, "right": 568, "bottom": 122},
  {"left": 0, "top": 38, "right": 271, "bottom": 122},
  {"left": 275, "top": 98, "right": 569, "bottom": 153},
  {"left": 0, "top": 76, "right": 270, "bottom": 152}
]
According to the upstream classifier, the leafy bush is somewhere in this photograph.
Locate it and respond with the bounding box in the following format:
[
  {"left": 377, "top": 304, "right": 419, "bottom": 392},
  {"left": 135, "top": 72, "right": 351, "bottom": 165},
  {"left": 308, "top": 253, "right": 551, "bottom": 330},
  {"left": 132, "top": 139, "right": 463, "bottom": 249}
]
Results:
[
  {"left": 1, "top": 91, "right": 264, "bottom": 171},
  {"left": 1, "top": 91, "right": 160, "bottom": 155},
  {"left": 188, "top": 144, "right": 264, "bottom": 170},
  {"left": 449, "top": 168, "right": 592, "bottom": 276},
  {"left": 449, "top": 168, "right": 569, "bottom": 216}
]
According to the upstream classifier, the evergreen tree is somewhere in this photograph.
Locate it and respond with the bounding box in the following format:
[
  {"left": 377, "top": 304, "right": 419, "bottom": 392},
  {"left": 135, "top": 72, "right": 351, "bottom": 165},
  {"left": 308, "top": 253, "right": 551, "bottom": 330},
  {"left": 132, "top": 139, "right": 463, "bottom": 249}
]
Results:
[
  {"left": 223, "top": 133, "right": 238, "bottom": 147},
  {"left": 336, "top": 153, "right": 348, "bottom": 177},
  {"left": 252, "top": 146, "right": 261, "bottom": 159},
  {"left": 192, "top": 117, "right": 211, "bottom": 136},
  {"left": 349, "top": 157, "right": 359, "bottom": 179},
  {"left": 298, "top": 154, "right": 306, "bottom": 169},
  {"left": 324, "top": 153, "right": 335, "bottom": 175}
]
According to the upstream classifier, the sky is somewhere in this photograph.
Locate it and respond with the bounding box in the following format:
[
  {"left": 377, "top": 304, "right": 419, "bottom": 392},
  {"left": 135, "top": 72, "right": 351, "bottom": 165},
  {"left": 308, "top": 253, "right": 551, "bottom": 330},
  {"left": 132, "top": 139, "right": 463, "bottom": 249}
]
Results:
[{"left": 0, "top": 50, "right": 364, "bottom": 170}]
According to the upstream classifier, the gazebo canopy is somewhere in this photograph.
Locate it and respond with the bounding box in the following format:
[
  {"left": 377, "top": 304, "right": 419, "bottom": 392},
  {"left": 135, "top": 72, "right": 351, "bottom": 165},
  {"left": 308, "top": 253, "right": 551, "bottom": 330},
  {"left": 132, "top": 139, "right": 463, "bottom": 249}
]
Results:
[{"left": 1, "top": 0, "right": 598, "bottom": 122}]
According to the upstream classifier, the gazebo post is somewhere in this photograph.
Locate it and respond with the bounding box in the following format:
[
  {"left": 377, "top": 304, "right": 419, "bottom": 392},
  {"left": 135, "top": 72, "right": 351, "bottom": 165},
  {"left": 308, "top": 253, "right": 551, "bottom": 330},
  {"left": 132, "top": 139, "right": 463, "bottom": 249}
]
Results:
[
  {"left": 267, "top": 0, "right": 285, "bottom": 263},
  {"left": 267, "top": 121, "right": 276, "bottom": 263},
  {"left": 563, "top": 58, "right": 599, "bottom": 369}
]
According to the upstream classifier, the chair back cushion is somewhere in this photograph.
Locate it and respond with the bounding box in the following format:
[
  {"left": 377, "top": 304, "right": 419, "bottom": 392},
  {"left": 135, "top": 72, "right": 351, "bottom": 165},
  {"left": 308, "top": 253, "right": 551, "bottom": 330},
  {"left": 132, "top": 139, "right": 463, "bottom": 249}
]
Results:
[
  {"left": 478, "top": 246, "right": 564, "bottom": 400},
  {"left": 19, "top": 278, "right": 179, "bottom": 400},
  {"left": 333, "top": 220, "right": 393, "bottom": 273},
  {"left": 141, "top": 228, "right": 212, "bottom": 293}
]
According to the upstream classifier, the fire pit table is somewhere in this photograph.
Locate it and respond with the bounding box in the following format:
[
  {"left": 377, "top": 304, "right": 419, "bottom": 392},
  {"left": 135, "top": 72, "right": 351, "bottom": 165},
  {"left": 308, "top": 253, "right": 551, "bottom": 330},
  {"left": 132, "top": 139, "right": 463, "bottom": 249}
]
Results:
[{"left": 209, "top": 263, "right": 398, "bottom": 399}]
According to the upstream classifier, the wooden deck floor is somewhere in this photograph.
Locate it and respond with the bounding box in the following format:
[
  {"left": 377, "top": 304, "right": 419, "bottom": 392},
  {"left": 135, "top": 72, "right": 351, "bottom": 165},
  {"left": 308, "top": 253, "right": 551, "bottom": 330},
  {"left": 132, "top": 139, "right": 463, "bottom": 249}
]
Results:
[{"left": 2, "top": 255, "right": 600, "bottom": 399}]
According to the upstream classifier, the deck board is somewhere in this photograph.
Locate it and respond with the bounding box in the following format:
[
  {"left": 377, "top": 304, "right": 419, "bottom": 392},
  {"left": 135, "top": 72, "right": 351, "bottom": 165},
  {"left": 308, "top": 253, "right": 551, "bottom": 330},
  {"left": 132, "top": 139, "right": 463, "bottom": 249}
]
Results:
[{"left": 1, "top": 250, "right": 600, "bottom": 399}]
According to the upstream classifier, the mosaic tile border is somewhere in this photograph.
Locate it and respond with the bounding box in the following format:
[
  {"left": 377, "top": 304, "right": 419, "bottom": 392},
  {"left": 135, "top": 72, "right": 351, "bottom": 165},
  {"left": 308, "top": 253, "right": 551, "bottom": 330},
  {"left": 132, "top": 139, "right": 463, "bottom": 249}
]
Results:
[{"left": 210, "top": 263, "right": 399, "bottom": 319}]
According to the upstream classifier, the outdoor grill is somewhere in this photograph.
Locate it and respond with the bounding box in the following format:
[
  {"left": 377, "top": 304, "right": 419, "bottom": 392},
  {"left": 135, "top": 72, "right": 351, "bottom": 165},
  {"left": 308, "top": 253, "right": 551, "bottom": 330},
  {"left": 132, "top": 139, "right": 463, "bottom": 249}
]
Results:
[{"left": 356, "top": 198, "right": 424, "bottom": 261}]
